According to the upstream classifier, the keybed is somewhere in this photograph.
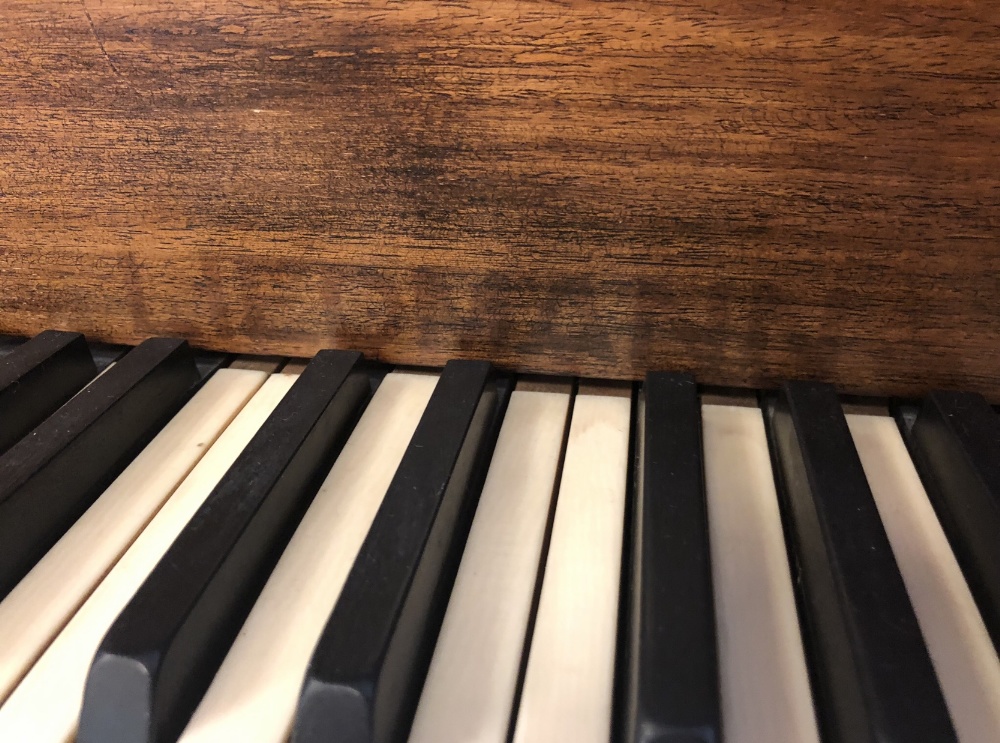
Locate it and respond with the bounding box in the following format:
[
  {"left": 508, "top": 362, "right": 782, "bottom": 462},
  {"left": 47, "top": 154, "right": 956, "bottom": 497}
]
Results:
[{"left": 0, "top": 331, "right": 998, "bottom": 743}]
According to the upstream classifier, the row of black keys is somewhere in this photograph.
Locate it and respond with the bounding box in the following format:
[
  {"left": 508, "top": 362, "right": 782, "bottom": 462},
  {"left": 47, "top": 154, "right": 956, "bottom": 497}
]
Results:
[{"left": 1, "top": 330, "right": 999, "bottom": 743}]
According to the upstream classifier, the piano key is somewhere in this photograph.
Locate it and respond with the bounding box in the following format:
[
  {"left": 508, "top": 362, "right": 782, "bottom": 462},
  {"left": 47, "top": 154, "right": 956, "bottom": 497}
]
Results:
[
  {"left": 510, "top": 383, "right": 631, "bottom": 743},
  {"left": 293, "top": 360, "right": 507, "bottom": 743},
  {"left": 408, "top": 380, "right": 572, "bottom": 743},
  {"left": 702, "top": 399, "right": 820, "bottom": 743},
  {"left": 67, "top": 343, "right": 138, "bottom": 397},
  {"left": 900, "top": 391, "right": 1000, "bottom": 654},
  {"left": 0, "top": 337, "right": 200, "bottom": 598},
  {"left": 624, "top": 374, "right": 720, "bottom": 743},
  {"left": 192, "top": 350, "right": 230, "bottom": 380},
  {"left": 0, "top": 334, "right": 23, "bottom": 357},
  {"left": 0, "top": 366, "right": 269, "bottom": 703},
  {"left": 178, "top": 371, "right": 438, "bottom": 743},
  {"left": 766, "top": 381, "right": 957, "bottom": 743},
  {"left": 0, "top": 371, "right": 298, "bottom": 743},
  {"left": 89, "top": 341, "right": 131, "bottom": 373},
  {"left": 847, "top": 410, "right": 1000, "bottom": 743},
  {"left": 0, "top": 329, "right": 97, "bottom": 455},
  {"left": 78, "top": 350, "right": 369, "bottom": 743}
]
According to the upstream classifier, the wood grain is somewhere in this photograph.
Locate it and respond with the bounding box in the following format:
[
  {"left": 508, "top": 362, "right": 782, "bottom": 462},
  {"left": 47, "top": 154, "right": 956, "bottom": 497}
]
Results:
[{"left": 1, "top": 1, "right": 999, "bottom": 399}]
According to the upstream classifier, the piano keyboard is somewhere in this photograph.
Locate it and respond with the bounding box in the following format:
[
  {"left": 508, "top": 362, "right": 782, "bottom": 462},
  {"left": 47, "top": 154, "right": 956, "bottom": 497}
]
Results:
[{"left": 0, "top": 332, "right": 999, "bottom": 743}]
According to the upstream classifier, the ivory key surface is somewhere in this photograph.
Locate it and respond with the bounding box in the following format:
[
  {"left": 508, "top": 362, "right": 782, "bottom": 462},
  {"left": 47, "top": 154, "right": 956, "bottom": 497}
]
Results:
[
  {"left": 511, "top": 388, "right": 631, "bottom": 743},
  {"left": 409, "top": 385, "right": 572, "bottom": 743},
  {"left": 702, "top": 402, "right": 820, "bottom": 743}
]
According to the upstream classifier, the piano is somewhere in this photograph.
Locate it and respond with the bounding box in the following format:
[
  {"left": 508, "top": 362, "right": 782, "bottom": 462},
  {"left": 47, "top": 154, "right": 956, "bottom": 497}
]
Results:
[{"left": 2, "top": 2, "right": 999, "bottom": 742}]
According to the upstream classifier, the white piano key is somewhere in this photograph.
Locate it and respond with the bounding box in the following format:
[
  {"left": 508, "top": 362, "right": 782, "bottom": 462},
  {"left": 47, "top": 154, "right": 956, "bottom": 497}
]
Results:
[
  {"left": 511, "top": 385, "right": 631, "bottom": 743},
  {"left": 0, "top": 372, "right": 298, "bottom": 743},
  {"left": 408, "top": 384, "right": 572, "bottom": 743},
  {"left": 701, "top": 402, "right": 820, "bottom": 743},
  {"left": 847, "top": 412, "right": 1000, "bottom": 743},
  {"left": 177, "top": 371, "right": 437, "bottom": 743},
  {"left": 0, "top": 368, "right": 268, "bottom": 704}
]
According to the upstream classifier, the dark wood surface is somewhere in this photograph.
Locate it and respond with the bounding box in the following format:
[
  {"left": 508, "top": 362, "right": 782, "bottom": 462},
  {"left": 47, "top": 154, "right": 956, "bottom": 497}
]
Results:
[{"left": 1, "top": 1, "right": 999, "bottom": 399}]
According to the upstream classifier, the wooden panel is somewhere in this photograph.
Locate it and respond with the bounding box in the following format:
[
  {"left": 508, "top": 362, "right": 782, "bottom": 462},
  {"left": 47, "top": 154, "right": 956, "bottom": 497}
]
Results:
[{"left": 1, "top": 1, "right": 999, "bottom": 399}]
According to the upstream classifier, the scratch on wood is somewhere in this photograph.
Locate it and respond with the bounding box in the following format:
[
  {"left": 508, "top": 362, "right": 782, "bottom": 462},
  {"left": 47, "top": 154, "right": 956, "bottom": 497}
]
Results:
[{"left": 80, "top": 0, "right": 138, "bottom": 94}]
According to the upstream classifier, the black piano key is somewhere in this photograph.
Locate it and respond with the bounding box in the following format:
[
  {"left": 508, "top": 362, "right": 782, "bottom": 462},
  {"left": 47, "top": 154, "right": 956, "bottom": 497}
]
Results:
[
  {"left": 293, "top": 360, "right": 508, "bottom": 743},
  {"left": 0, "top": 337, "right": 199, "bottom": 599},
  {"left": 79, "top": 350, "right": 369, "bottom": 743},
  {"left": 0, "top": 329, "right": 97, "bottom": 455},
  {"left": 0, "top": 334, "right": 24, "bottom": 356},
  {"left": 624, "top": 373, "right": 720, "bottom": 743},
  {"left": 194, "top": 350, "right": 231, "bottom": 380},
  {"left": 899, "top": 390, "right": 1000, "bottom": 653},
  {"left": 89, "top": 341, "right": 132, "bottom": 372},
  {"left": 765, "top": 381, "right": 957, "bottom": 743}
]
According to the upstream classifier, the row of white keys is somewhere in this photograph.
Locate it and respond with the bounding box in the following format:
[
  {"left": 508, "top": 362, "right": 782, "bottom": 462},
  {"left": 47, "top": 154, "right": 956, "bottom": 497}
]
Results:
[
  {"left": 174, "top": 377, "right": 619, "bottom": 743},
  {"left": 512, "top": 384, "right": 632, "bottom": 743},
  {"left": 178, "top": 371, "right": 438, "bottom": 743},
  {"left": 408, "top": 382, "right": 573, "bottom": 743},
  {"left": 0, "top": 367, "right": 269, "bottom": 702},
  {"left": 415, "top": 391, "right": 816, "bottom": 743},
  {"left": 0, "top": 371, "right": 299, "bottom": 743},
  {"left": 172, "top": 389, "right": 1000, "bottom": 743},
  {"left": 703, "top": 401, "right": 1000, "bottom": 743},
  {"left": 415, "top": 394, "right": 1000, "bottom": 743},
  {"left": 847, "top": 411, "right": 1000, "bottom": 743}
]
